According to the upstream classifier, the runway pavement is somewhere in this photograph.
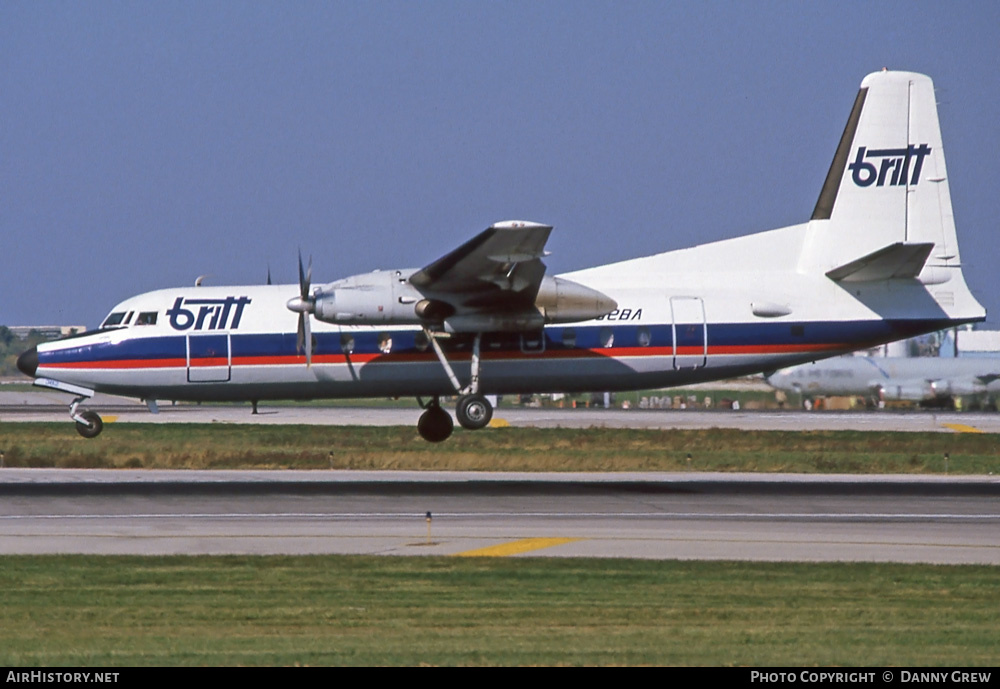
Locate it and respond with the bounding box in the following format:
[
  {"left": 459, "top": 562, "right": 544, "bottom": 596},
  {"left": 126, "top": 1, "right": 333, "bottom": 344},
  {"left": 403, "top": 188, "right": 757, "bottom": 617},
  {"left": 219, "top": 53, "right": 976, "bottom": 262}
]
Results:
[
  {"left": 3, "top": 389, "right": 1000, "bottom": 433},
  {"left": 1, "top": 469, "right": 998, "bottom": 564}
]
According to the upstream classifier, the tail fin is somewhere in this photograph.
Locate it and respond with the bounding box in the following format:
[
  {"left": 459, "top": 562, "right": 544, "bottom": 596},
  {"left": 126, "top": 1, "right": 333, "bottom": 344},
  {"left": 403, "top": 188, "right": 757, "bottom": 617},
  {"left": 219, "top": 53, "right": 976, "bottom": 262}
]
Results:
[{"left": 800, "top": 70, "right": 962, "bottom": 279}]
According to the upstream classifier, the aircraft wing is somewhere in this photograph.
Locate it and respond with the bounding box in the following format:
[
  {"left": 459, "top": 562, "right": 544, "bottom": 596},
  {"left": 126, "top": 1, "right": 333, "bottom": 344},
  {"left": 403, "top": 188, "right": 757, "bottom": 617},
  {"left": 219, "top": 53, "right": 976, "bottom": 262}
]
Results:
[{"left": 409, "top": 221, "right": 553, "bottom": 310}]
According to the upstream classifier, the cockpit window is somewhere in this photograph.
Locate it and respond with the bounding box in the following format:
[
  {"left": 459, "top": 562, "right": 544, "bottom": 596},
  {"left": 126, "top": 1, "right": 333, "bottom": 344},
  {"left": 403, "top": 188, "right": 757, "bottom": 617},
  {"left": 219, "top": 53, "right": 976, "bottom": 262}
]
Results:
[
  {"left": 136, "top": 312, "right": 158, "bottom": 325},
  {"left": 101, "top": 312, "right": 127, "bottom": 328}
]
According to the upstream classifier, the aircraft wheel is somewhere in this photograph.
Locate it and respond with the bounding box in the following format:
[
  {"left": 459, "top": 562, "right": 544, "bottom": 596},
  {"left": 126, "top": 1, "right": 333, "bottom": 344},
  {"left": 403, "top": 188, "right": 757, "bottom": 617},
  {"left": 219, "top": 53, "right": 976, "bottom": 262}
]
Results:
[
  {"left": 75, "top": 411, "right": 104, "bottom": 439},
  {"left": 455, "top": 394, "right": 493, "bottom": 430},
  {"left": 417, "top": 405, "right": 454, "bottom": 442}
]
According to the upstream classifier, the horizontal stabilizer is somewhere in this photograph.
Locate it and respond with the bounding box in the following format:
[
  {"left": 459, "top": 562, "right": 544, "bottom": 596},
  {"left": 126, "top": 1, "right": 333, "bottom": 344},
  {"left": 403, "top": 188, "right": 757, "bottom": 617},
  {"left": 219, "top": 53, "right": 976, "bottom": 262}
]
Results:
[{"left": 825, "top": 242, "right": 933, "bottom": 283}]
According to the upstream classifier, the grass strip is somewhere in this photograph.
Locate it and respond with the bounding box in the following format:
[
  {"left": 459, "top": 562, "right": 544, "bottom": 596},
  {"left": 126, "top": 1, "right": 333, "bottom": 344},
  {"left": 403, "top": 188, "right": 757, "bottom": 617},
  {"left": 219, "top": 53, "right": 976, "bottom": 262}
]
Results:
[
  {"left": 0, "top": 423, "right": 997, "bottom": 473},
  {"left": 0, "top": 555, "right": 996, "bottom": 666}
]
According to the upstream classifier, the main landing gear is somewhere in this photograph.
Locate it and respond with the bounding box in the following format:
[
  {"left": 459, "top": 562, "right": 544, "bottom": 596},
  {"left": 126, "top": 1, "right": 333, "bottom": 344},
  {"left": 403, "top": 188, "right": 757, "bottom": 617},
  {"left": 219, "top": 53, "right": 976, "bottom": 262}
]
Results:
[
  {"left": 416, "top": 393, "right": 494, "bottom": 442},
  {"left": 416, "top": 329, "right": 495, "bottom": 442},
  {"left": 417, "top": 397, "right": 454, "bottom": 443},
  {"left": 70, "top": 396, "right": 104, "bottom": 438},
  {"left": 455, "top": 393, "right": 493, "bottom": 430}
]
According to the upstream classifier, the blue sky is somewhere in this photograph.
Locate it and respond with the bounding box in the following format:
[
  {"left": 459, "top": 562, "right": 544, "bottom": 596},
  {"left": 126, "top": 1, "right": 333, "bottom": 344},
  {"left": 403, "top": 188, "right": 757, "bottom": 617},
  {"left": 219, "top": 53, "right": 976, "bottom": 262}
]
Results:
[{"left": 3, "top": 1, "right": 998, "bottom": 328}]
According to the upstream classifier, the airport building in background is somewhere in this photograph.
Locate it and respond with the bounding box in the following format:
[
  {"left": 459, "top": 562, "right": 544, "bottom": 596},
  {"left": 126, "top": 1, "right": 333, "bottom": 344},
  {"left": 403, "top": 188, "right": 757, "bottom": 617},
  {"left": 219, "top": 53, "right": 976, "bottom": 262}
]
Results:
[
  {"left": 950, "top": 330, "right": 1000, "bottom": 359},
  {"left": 7, "top": 326, "right": 86, "bottom": 340}
]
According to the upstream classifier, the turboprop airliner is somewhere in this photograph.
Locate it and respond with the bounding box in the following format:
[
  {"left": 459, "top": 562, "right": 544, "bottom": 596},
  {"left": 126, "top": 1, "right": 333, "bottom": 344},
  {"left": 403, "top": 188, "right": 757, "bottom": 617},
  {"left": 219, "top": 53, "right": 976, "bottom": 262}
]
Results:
[
  {"left": 766, "top": 356, "right": 1000, "bottom": 408},
  {"left": 17, "top": 70, "right": 986, "bottom": 441}
]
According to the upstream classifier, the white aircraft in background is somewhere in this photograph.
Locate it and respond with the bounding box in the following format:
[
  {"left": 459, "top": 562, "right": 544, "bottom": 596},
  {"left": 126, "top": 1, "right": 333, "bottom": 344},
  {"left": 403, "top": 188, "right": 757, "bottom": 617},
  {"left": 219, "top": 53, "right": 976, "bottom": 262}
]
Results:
[
  {"left": 766, "top": 356, "right": 1000, "bottom": 407},
  {"left": 18, "top": 70, "right": 986, "bottom": 441}
]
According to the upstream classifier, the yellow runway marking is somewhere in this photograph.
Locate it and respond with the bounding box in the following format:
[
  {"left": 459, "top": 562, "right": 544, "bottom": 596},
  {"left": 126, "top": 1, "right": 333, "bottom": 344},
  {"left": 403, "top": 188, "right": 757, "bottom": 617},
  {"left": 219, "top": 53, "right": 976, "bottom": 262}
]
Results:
[
  {"left": 942, "top": 423, "right": 984, "bottom": 434},
  {"left": 454, "top": 537, "right": 581, "bottom": 558}
]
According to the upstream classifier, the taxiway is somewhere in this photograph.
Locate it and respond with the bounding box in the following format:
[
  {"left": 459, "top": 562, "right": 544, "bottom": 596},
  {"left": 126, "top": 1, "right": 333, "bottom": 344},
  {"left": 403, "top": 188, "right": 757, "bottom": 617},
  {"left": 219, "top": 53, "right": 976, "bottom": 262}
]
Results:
[
  {"left": 3, "top": 390, "right": 1000, "bottom": 433},
  {"left": 1, "top": 470, "right": 997, "bottom": 564}
]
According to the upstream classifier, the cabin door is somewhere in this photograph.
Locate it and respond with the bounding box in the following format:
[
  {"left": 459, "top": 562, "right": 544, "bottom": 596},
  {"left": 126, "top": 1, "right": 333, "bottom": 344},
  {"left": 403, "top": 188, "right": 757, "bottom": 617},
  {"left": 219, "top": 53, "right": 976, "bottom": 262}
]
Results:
[
  {"left": 670, "top": 297, "right": 707, "bottom": 370},
  {"left": 187, "top": 333, "right": 231, "bottom": 382}
]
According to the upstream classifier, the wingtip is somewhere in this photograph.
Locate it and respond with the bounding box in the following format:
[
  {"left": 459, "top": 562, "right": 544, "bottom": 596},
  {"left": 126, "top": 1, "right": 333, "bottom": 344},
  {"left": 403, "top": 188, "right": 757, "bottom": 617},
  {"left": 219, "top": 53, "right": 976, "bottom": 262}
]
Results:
[{"left": 491, "top": 220, "right": 551, "bottom": 231}]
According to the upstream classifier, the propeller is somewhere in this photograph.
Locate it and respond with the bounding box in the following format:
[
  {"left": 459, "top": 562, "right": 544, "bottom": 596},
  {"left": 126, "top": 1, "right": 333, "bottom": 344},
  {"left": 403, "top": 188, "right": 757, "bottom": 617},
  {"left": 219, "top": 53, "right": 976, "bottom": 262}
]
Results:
[{"left": 285, "top": 251, "right": 314, "bottom": 365}]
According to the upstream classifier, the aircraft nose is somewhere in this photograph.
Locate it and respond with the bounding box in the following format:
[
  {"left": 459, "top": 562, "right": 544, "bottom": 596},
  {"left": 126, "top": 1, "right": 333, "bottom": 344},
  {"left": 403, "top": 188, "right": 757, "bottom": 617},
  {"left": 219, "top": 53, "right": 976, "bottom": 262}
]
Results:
[{"left": 16, "top": 347, "right": 38, "bottom": 377}]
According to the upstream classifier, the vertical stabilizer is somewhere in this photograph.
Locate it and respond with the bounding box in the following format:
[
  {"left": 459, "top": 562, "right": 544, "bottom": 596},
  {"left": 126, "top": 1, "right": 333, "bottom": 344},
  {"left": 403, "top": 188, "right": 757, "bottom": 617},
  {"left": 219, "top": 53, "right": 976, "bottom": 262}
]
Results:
[{"left": 800, "top": 71, "right": 959, "bottom": 277}]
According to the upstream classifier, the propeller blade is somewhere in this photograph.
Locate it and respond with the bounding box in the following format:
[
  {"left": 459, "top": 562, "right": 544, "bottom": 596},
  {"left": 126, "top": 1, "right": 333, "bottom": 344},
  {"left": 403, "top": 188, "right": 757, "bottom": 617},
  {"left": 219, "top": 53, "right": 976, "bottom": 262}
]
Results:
[
  {"left": 303, "top": 309, "right": 312, "bottom": 366},
  {"left": 295, "top": 250, "right": 314, "bottom": 366},
  {"left": 298, "top": 250, "right": 312, "bottom": 299}
]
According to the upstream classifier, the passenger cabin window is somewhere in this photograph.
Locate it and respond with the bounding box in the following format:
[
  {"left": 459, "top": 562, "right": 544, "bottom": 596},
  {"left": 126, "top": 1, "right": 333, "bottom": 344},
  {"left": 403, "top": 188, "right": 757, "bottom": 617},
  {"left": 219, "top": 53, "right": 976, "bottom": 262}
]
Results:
[
  {"left": 135, "top": 312, "right": 158, "bottom": 325},
  {"left": 520, "top": 331, "right": 545, "bottom": 353}
]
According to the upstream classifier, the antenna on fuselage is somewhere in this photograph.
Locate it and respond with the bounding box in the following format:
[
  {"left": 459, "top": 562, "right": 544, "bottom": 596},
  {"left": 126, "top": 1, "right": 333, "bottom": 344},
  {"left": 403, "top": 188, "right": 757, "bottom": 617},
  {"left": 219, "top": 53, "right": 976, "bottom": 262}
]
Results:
[{"left": 195, "top": 274, "right": 210, "bottom": 287}]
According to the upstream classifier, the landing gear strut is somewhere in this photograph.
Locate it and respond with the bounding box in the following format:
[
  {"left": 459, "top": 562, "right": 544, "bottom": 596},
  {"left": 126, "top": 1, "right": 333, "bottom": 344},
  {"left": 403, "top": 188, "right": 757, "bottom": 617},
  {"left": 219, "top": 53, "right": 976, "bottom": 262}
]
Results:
[
  {"left": 70, "top": 396, "right": 104, "bottom": 438},
  {"left": 417, "top": 397, "right": 454, "bottom": 442}
]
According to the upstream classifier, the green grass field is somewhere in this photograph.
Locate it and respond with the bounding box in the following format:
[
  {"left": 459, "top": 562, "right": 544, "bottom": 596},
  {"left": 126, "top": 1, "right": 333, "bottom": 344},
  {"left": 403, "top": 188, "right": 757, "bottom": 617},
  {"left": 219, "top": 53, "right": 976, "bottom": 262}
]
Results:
[
  {"left": 2, "top": 423, "right": 996, "bottom": 666},
  {"left": 0, "top": 423, "right": 997, "bottom": 473},
  {"left": 0, "top": 555, "right": 996, "bottom": 666}
]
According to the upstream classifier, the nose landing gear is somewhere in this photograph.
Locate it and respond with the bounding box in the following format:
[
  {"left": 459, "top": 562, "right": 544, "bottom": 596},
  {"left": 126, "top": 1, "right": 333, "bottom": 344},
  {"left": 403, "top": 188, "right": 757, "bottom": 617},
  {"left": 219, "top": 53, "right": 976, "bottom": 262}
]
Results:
[
  {"left": 75, "top": 410, "right": 104, "bottom": 438},
  {"left": 70, "top": 396, "right": 104, "bottom": 438}
]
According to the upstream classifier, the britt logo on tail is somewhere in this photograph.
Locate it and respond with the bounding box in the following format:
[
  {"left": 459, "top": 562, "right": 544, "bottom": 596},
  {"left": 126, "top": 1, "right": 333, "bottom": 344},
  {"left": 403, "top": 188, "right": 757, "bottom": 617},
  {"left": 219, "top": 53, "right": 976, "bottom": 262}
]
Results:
[{"left": 849, "top": 144, "right": 932, "bottom": 187}]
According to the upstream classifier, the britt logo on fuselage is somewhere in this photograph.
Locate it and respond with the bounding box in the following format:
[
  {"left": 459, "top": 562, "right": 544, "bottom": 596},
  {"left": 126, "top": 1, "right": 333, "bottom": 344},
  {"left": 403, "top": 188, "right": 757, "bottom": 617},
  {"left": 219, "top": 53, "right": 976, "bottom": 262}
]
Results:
[
  {"left": 167, "top": 296, "right": 252, "bottom": 331},
  {"left": 849, "top": 144, "right": 931, "bottom": 187}
]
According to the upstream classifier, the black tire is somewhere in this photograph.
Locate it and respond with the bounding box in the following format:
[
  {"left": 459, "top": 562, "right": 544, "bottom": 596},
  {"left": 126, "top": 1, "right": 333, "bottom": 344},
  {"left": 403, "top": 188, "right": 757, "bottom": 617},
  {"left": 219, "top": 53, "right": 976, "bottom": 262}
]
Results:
[
  {"left": 75, "top": 410, "right": 104, "bottom": 439},
  {"left": 417, "top": 406, "right": 454, "bottom": 442},
  {"left": 455, "top": 394, "right": 493, "bottom": 430}
]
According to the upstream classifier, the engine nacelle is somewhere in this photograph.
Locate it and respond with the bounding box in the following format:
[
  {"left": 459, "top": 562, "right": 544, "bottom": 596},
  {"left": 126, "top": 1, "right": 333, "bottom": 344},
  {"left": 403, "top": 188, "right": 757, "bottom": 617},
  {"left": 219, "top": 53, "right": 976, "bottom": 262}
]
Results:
[
  {"left": 534, "top": 276, "right": 617, "bottom": 324},
  {"left": 877, "top": 382, "right": 936, "bottom": 402},
  {"left": 313, "top": 271, "right": 423, "bottom": 325},
  {"left": 930, "top": 378, "right": 986, "bottom": 397},
  {"left": 309, "top": 270, "right": 616, "bottom": 330}
]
